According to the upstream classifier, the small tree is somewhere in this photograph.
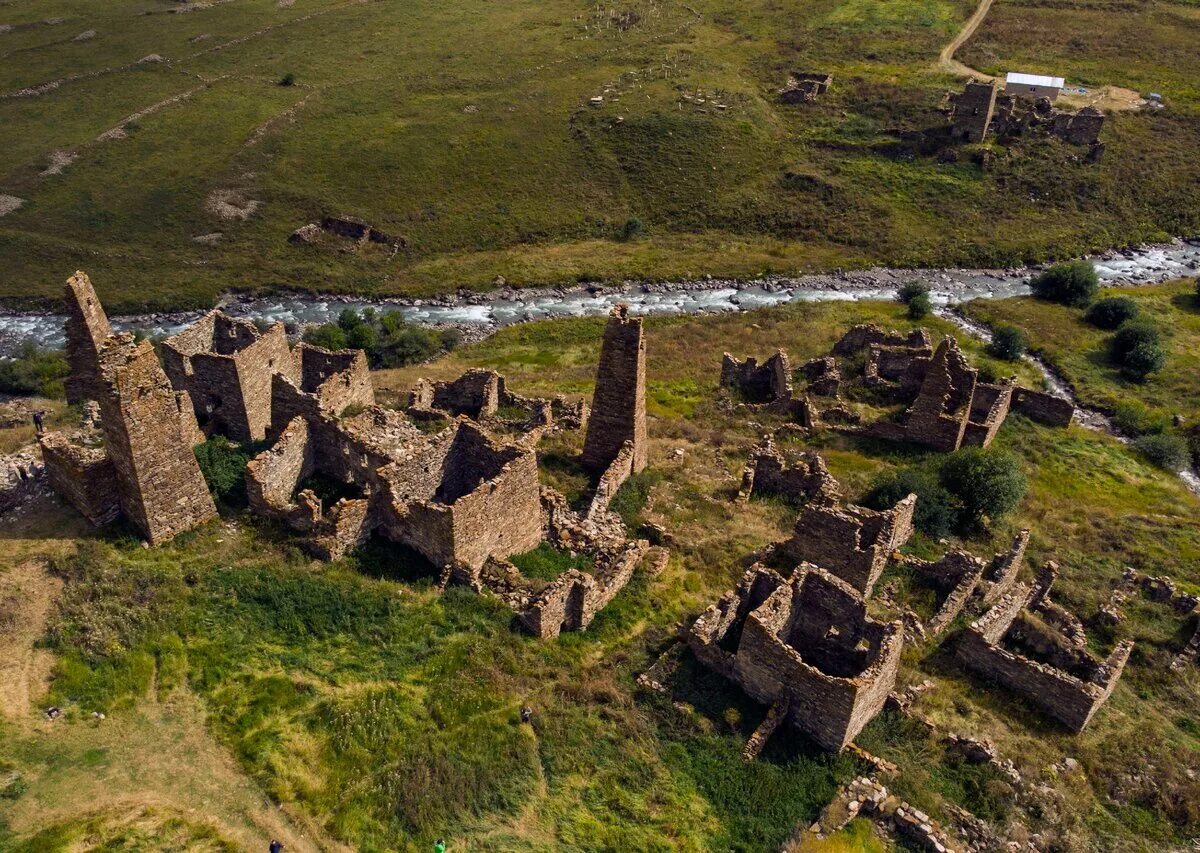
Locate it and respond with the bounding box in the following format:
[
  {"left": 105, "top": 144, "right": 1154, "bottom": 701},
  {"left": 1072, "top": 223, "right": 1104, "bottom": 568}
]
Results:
[
  {"left": 897, "top": 281, "right": 930, "bottom": 305},
  {"left": 1111, "top": 320, "right": 1165, "bottom": 379},
  {"left": 617, "top": 217, "right": 645, "bottom": 241},
  {"left": 302, "top": 323, "right": 347, "bottom": 351},
  {"left": 987, "top": 326, "right": 1027, "bottom": 361},
  {"left": 1030, "top": 261, "right": 1098, "bottom": 307},
  {"left": 194, "top": 437, "right": 253, "bottom": 506},
  {"left": 1122, "top": 341, "right": 1166, "bottom": 380},
  {"left": 863, "top": 467, "right": 957, "bottom": 539},
  {"left": 907, "top": 291, "right": 932, "bottom": 320},
  {"left": 1084, "top": 296, "right": 1139, "bottom": 330},
  {"left": 939, "top": 448, "right": 1027, "bottom": 529}
]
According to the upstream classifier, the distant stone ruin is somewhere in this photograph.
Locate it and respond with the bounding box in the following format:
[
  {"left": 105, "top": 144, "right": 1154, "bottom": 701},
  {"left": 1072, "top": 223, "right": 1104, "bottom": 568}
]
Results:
[
  {"left": 779, "top": 72, "right": 832, "bottom": 104},
  {"left": 690, "top": 564, "right": 903, "bottom": 751},
  {"left": 798, "top": 324, "right": 1072, "bottom": 451},
  {"left": 949, "top": 79, "right": 1106, "bottom": 160},
  {"left": 737, "top": 435, "right": 841, "bottom": 505},
  {"left": 720, "top": 350, "right": 792, "bottom": 405},
  {"left": 408, "top": 368, "right": 588, "bottom": 439},
  {"left": 289, "top": 215, "right": 404, "bottom": 250},
  {"left": 161, "top": 311, "right": 295, "bottom": 441},
  {"left": 957, "top": 563, "right": 1133, "bottom": 732},
  {"left": 43, "top": 272, "right": 216, "bottom": 543}
]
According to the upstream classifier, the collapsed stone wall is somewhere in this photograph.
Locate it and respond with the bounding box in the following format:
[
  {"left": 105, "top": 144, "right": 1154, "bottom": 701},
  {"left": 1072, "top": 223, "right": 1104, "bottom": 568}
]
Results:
[
  {"left": 582, "top": 305, "right": 647, "bottom": 474},
  {"left": 720, "top": 350, "right": 792, "bottom": 404},
  {"left": 900, "top": 550, "right": 987, "bottom": 636},
  {"left": 779, "top": 493, "right": 917, "bottom": 596},
  {"left": 779, "top": 72, "right": 832, "bottom": 104},
  {"left": 410, "top": 368, "right": 500, "bottom": 418},
  {"left": 737, "top": 436, "right": 842, "bottom": 505},
  {"left": 408, "top": 368, "right": 589, "bottom": 437},
  {"left": 956, "top": 582, "right": 1133, "bottom": 731},
  {"left": 691, "top": 565, "right": 903, "bottom": 752},
  {"left": 516, "top": 540, "right": 647, "bottom": 638},
  {"left": 1011, "top": 388, "right": 1074, "bottom": 427},
  {"left": 270, "top": 344, "right": 374, "bottom": 438},
  {"left": 950, "top": 80, "right": 998, "bottom": 143},
  {"left": 38, "top": 431, "right": 119, "bottom": 526},
  {"left": 833, "top": 325, "right": 931, "bottom": 357},
  {"left": 161, "top": 311, "right": 295, "bottom": 441}
]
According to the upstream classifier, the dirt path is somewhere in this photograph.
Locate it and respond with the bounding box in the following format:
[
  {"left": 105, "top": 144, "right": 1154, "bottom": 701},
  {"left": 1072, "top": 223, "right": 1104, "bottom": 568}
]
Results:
[
  {"left": 0, "top": 559, "right": 61, "bottom": 720},
  {"left": 938, "top": 0, "right": 995, "bottom": 79},
  {"left": 935, "top": 0, "right": 1144, "bottom": 111}
]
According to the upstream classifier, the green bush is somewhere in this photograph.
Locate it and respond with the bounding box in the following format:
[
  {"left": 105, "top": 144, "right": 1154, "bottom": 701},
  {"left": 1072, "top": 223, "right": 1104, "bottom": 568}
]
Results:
[
  {"left": 863, "top": 467, "right": 958, "bottom": 539},
  {"left": 305, "top": 309, "right": 458, "bottom": 368},
  {"left": 1111, "top": 320, "right": 1165, "bottom": 379},
  {"left": 0, "top": 343, "right": 69, "bottom": 398},
  {"left": 897, "top": 281, "right": 930, "bottom": 304},
  {"left": 939, "top": 448, "right": 1027, "bottom": 528},
  {"left": 302, "top": 322, "right": 348, "bottom": 350},
  {"left": 1030, "top": 261, "right": 1098, "bottom": 307},
  {"left": 1133, "top": 434, "right": 1190, "bottom": 471},
  {"left": 907, "top": 291, "right": 932, "bottom": 320},
  {"left": 1085, "top": 296, "right": 1140, "bottom": 330},
  {"left": 194, "top": 437, "right": 255, "bottom": 505},
  {"left": 1113, "top": 400, "right": 1172, "bottom": 436},
  {"left": 987, "top": 325, "right": 1027, "bottom": 361},
  {"left": 617, "top": 217, "right": 646, "bottom": 241},
  {"left": 279, "top": 72, "right": 296, "bottom": 86}
]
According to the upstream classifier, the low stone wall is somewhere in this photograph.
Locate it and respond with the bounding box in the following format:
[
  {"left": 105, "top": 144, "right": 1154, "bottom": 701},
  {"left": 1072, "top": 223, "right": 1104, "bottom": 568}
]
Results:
[
  {"left": 519, "top": 540, "right": 647, "bottom": 638},
  {"left": 38, "top": 432, "right": 120, "bottom": 526},
  {"left": 1011, "top": 388, "right": 1074, "bottom": 427},
  {"left": 737, "top": 437, "right": 841, "bottom": 505}
]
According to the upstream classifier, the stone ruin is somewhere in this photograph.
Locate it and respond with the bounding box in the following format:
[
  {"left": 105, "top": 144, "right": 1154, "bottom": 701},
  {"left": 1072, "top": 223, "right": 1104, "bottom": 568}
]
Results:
[
  {"left": 289, "top": 215, "right": 403, "bottom": 250},
  {"left": 161, "top": 310, "right": 295, "bottom": 442},
  {"left": 736, "top": 435, "right": 841, "bottom": 505},
  {"left": 801, "top": 325, "right": 1073, "bottom": 451},
  {"left": 720, "top": 350, "right": 792, "bottom": 406},
  {"left": 804, "top": 776, "right": 960, "bottom": 852},
  {"left": 689, "top": 564, "right": 903, "bottom": 752},
  {"left": 41, "top": 276, "right": 654, "bottom": 639},
  {"left": 407, "top": 367, "right": 588, "bottom": 440},
  {"left": 0, "top": 447, "right": 45, "bottom": 515},
  {"left": 41, "top": 272, "right": 216, "bottom": 544},
  {"left": 957, "top": 562, "right": 1133, "bottom": 732},
  {"left": 1097, "top": 567, "right": 1200, "bottom": 671},
  {"left": 779, "top": 72, "right": 832, "bottom": 104},
  {"left": 775, "top": 490, "right": 916, "bottom": 598},
  {"left": 949, "top": 79, "right": 1106, "bottom": 160},
  {"left": 581, "top": 303, "right": 647, "bottom": 475}
]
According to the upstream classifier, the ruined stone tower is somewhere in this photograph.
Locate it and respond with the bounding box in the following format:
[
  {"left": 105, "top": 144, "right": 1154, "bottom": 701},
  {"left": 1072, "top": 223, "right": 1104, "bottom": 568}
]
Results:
[
  {"left": 94, "top": 337, "right": 217, "bottom": 543},
  {"left": 63, "top": 271, "right": 113, "bottom": 405},
  {"left": 581, "top": 304, "right": 647, "bottom": 474}
]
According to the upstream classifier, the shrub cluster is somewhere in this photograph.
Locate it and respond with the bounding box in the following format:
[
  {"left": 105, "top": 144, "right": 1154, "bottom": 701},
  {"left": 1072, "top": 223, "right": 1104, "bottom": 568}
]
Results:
[
  {"left": 0, "top": 343, "right": 69, "bottom": 398},
  {"left": 1030, "top": 261, "right": 1098, "bottom": 307},
  {"left": 1133, "top": 434, "right": 1190, "bottom": 472},
  {"left": 898, "top": 281, "right": 932, "bottom": 319},
  {"left": 1110, "top": 319, "right": 1165, "bottom": 379},
  {"left": 1084, "top": 296, "right": 1140, "bottom": 330},
  {"left": 194, "top": 436, "right": 259, "bottom": 506},
  {"left": 987, "top": 325, "right": 1027, "bottom": 361},
  {"left": 303, "top": 308, "right": 461, "bottom": 368},
  {"left": 863, "top": 447, "right": 1027, "bottom": 536}
]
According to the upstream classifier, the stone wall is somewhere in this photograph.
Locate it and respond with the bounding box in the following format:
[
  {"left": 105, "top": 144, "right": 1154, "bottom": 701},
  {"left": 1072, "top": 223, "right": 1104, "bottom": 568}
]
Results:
[
  {"left": 582, "top": 305, "right": 647, "bottom": 474},
  {"left": 951, "top": 80, "right": 998, "bottom": 142},
  {"left": 902, "top": 550, "right": 986, "bottom": 635},
  {"left": 720, "top": 350, "right": 792, "bottom": 404},
  {"left": 779, "top": 493, "right": 917, "bottom": 596},
  {"left": 833, "top": 325, "right": 931, "bottom": 357},
  {"left": 94, "top": 337, "right": 216, "bottom": 543},
  {"left": 270, "top": 344, "right": 374, "bottom": 437},
  {"left": 62, "top": 271, "right": 113, "bottom": 405},
  {"left": 961, "top": 381, "right": 1014, "bottom": 448},
  {"left": 956, "top": 584, "right": 1133, "bottom": 731},
  {"left": 38, "top": 431, "right": 120, "bottom": 526},
  {"left": 737, "top": 436, "right": 841, "bottom": 505},
  {"left": 161, "top": 311, "right": 295, "bottom": 441},
  {"left": 410, "top": 368, "right": 501, "bottom": 418},
  {"left": 1011, "top": 388, "right": 1074, "bottom": 427},
  {"left": 519, "top": 540, "right": 647, "bottom": 638},
  {"left": 245, "top": 416, "right": 318, "bottom": 529}
]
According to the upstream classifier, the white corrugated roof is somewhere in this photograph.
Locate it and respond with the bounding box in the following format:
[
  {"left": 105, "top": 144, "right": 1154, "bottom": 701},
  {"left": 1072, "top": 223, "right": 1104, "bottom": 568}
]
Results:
[{"left": 1006, "top": 71, "right": 1065, "bottom": 89}]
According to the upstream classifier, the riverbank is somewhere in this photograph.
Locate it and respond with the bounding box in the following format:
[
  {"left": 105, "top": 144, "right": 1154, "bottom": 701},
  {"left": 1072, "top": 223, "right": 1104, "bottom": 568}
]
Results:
[{"left": 2, "top": 239, "right": 1198, "bottom": 356}]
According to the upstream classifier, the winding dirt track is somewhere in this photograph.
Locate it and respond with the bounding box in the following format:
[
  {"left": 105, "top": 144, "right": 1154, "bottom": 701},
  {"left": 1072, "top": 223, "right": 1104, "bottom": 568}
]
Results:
[{"left": 938, "top": 0, "right": 996, "bottom": 79}]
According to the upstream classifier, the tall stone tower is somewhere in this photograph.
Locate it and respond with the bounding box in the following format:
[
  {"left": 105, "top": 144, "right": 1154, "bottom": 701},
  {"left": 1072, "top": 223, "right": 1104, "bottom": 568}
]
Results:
[
  {"left": 94, "top": 337, "right": 217, "bottom": 543},
  {"left": 581, "top": 304, "right": 647, "bottom": 474},
  {"left": 63, "top": 271, "right": 113, "bottom": 404}
]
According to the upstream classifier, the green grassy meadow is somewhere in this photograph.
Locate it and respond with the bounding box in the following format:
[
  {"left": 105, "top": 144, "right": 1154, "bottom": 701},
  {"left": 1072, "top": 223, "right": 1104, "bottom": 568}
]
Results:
[
  {"left": 2, "top": 296, "right": 1199, "bottom": 850},
  {"left": 1, "top": 0, "right": 1199, "bottom": 311}
]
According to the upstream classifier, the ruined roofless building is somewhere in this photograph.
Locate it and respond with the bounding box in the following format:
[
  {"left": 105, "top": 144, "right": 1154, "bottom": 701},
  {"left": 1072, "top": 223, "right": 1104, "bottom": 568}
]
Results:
[
  {"left": 951, "top": 79, "right": 999, "bottom": 143},
  {"left": 582, "top": 304, "right": 647, "bottom": 475},
  {"left": 54, "top": 272, "right": 216, "bottom": 543},
  {"left": 161, "top": 311, "right": 295, "bottom": 442}
]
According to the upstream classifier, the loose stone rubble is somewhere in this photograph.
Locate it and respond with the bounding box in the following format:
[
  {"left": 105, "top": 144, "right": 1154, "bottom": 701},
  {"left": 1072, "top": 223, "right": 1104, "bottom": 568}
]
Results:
[
  {"left": 803, "top": 776, "right": 960, "bottom": 852},
  {"left": 407, "top": 367, "right": 588, "bottom": 440},
  {"left": 1097, "top": 567, "right": 1200, "bottom": 670},
  {"left": 778, "top": 72, "right": 832, "bottom": 104},
  {"left": 737, "top": 435, "right": 841, "bottom": 504},
  {"left": 288, "top": 215, "right": 404, "bottom": 250},
  {"left": 0, "top": 448, "right": 45, "bottom": 514}
]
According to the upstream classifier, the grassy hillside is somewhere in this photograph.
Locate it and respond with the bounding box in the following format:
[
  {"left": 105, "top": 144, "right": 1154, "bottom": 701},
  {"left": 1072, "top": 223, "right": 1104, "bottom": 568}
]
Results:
[
  {"left": 2, "top": 297, "right": 1198, "bottom": 850},
  {"left": 1, "top": 0, "right": 1199, "bottom": 311}
]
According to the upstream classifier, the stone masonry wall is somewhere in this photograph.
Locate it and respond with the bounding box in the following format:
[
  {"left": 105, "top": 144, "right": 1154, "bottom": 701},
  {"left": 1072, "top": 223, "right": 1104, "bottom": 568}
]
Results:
[
  {"left": 63, "top": 271, "right": 113, "bottom": 405},
  {"left": 951, "top": 80, "right": 999, "bottom": 143},
  {"left": 94, "top": 338, "right": 216, "bottom": 543},
  {"left": 582, "top": 305, "right": 647, "bottom": 474},
  {"left": 720, "top": 351, "right": 792, "bottom": 404},
  {"left": 737, "top": 437, "right": 842, "bottom": 505},
  {"left": 1011, "top": 388, "right": 1074, "bottom": 427},
  {"left": 38, "top": 432, "right": 120, "bottom": 525}
]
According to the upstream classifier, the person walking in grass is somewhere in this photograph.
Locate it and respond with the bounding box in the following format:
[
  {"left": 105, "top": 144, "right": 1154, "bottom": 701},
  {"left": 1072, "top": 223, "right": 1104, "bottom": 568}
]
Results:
[{"left": 32, "top": 409, "right": 45, "bottom": 436}]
